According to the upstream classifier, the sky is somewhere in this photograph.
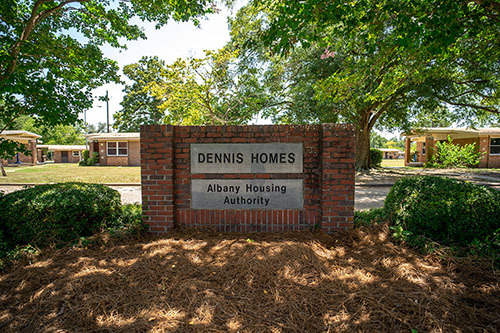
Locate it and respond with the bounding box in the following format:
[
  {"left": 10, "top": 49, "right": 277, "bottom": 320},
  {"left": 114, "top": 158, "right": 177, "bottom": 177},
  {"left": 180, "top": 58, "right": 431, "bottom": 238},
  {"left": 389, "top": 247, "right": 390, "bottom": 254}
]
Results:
[{"left": 84, "top": 6, "right": 236, "bottom": 128}]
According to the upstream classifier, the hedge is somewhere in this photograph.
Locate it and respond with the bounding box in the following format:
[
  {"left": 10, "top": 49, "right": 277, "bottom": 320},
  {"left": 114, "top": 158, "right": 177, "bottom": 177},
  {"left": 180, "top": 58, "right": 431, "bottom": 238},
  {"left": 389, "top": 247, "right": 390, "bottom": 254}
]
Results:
[
  {"left": 384, "top": 176, "right": 500, "bottom": 246},
  {"left": 0, "top": 183, "right": 122, "bottom": 249}
]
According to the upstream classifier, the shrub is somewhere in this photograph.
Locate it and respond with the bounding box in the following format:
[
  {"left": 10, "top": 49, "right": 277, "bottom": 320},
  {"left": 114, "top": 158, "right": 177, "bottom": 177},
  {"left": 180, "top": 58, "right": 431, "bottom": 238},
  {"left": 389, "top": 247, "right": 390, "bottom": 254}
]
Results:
[
  {"left": 78, "top": 150, "right": 99, "bottom": 166},
  {"left": 0, "top": 183, "right": 122, "bottom": 250},
  {"left": 384, "top": 176, "right": 500, "bottom": 247},
  {"left": 108, "top": 203, "right": 146, "bottom": 238},
  {"left": 354, "top": 208, "right": 386, "bottom": 227},
  {"left": 425, "top": 136, "right": 483, "bottom": 168},
  {"left": 82, "top": 149, "right": 90, "bottom": 161},
  {"left": 370, "top": 148, "right": 383, "bottom": 167}
]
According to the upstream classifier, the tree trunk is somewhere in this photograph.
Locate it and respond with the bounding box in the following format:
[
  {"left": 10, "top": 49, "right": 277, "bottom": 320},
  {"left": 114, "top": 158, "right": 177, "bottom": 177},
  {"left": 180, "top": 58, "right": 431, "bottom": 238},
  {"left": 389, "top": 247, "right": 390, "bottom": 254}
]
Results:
[
  {"left": 355, "top": 126, "right": 371, "bottom": 170},
  {"left": 1, "top": 164, "right": 6, "bottom": 177}
]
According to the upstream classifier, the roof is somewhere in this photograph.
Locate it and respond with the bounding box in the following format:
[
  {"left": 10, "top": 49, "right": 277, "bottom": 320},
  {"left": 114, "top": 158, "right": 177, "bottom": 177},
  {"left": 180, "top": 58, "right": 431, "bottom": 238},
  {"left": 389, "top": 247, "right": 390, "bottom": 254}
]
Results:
[
  {"left": 376, "top": 148, "right": 401, "bottom": 152},
  {"left": 38, "top": 145, "right": 86, "bottom": 151},
  {"left": 405, "top": 127, "right": 500, "bottom": 137},
  {"left": 86, "top": 132, "right": 139, "bottom": 140},
  {"left": 1, "top": 130, "right": 42, "bottom": 139}
]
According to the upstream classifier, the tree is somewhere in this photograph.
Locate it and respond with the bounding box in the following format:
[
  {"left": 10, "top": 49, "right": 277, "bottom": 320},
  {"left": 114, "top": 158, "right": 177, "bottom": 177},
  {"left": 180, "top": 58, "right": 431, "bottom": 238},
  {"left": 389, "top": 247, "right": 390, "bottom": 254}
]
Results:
[
  {"left": 232, "top": 0, "right": 500, "bottom": 168},
  {"left": 370, "top": 133, "right": 388, "bottom": 149},
  {"left": 0, "top": 0, "right": 220, "bottom": 175},
  {"left": 147, "top": 48, "right": 266, "bottom": 125},
  {"left": 12, "top": 115, "right": 85, "bottom": 145},
  {"left": 113, "top": 56, "right": 166, "bottom": 132},
  {"left": 87, "top": 122, "right": 107, "bottom": 134}
]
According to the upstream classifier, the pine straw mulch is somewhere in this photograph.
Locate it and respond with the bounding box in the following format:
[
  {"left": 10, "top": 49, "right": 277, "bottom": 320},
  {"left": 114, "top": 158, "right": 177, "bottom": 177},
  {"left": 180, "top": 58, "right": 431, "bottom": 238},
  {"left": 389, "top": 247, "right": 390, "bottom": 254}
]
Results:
[{"left": 1, "top": 225, "right": 499, "bottom": 332}]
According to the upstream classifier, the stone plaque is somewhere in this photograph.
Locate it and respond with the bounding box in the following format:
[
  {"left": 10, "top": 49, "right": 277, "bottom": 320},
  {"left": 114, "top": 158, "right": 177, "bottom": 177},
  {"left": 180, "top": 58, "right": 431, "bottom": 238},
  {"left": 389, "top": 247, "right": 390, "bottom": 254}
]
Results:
[
  {"left": 191, "top": 179, "right": 303, "bottom": 209},
  {"left": 191, "top": 143, "right": 303, "bottom": 174}
]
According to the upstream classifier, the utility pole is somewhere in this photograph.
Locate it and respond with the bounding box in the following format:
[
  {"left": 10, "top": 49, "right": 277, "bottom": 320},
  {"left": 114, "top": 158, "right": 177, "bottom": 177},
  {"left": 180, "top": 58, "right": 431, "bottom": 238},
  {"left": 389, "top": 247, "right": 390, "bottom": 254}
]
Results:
[
  {"left": 105, "top": 90, "right": 110, "bottom": 133},
  {"left": 99, "top": 90, "right": 110, "bottom": 133},
  {"left": 84, "top": 109, "right": 88, "bottom": 150}
]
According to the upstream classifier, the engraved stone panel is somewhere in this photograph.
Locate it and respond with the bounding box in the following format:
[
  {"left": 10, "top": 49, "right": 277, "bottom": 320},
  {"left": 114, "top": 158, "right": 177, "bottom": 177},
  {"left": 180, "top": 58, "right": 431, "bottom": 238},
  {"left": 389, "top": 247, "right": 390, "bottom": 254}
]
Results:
[
  {"left": 191, "top": 179, "right": 303, "bottom": 209},
  {"left": 191, "top": 143, "right": 303, "bottom": 174}
]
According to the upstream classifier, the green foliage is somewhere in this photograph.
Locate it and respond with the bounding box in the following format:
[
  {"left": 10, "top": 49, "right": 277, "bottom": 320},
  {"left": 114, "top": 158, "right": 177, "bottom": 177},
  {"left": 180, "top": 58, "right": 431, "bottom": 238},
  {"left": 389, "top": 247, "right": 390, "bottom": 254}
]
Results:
[
  {"left": 425, "top": 137, "right": 483, "bottom": 169},
  {"left": 147, "top": 48, "right": 264, "bottom": 125},
  {"left": 230, "top": 0, "right": 500, "bottom": 168},
  {"left": 0, "top": 0, "right": 220, "bottom": 160},
  {"left": 0, "top": 183, "right": 122, "bottom": 250},
  {"left": 370, "top": 132, "right": 388, "bottom": 149},
  {"left": 12, "top": 116, "right": 85, "bottom": 145},
  {"left": 82, "top": 150, "right": 90, "bottom": 161},
  {"left": 354, "top": 208, "right": 386, "bottom": 228},
  {"left": 0, "top": 138, "right": 29, "bottom": 160},
  {"left": 113, "top": 57, "right": 166, "bottom": 131},
  {"left": 370, "top": 149, "right": 383, "bottom": 167},
  {"left": 108, "top": 203, "right": 146, "bottom": 238},
  {"left": 79, "top": 151, "right": 99, "bottom": 166},
  {"left": 384, "top": 176, "right": 500, "bottom": 259}
]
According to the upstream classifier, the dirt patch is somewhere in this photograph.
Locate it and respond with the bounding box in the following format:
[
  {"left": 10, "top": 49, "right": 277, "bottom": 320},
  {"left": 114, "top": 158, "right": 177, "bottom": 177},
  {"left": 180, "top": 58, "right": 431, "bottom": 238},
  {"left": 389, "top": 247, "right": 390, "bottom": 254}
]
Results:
[{"left": 1, "top": 226, "right": 499, "bottom": 332}]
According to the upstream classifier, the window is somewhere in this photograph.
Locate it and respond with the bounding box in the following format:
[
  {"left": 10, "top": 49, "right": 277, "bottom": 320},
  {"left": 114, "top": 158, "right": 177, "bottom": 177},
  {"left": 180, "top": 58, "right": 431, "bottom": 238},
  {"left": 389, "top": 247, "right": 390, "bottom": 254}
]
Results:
[
  {"left": 72, "top": 151, "right": 80, "bottom": 157},
  {"left": 107, "top": 141, "right": 128, "bottom": 156},
  {"left": 491, "top": 138, "right": 500, "bottom": 155},
  {"left": 422, "top": 142, "right": 426, "bottom": 155}
]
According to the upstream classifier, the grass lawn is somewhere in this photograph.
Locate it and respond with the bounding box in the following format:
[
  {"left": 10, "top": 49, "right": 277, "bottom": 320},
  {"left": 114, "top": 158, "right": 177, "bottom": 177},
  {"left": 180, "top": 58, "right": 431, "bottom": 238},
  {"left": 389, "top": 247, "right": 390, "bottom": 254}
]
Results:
[
  {"left": 1, "top": 226, "right": 498, "bottom": 331},
  {"left": 1, "top": 163, "right": 140, "bottom": 184},
  {"left": 380, "top": 158, "right": 405, "bottom": 167}
]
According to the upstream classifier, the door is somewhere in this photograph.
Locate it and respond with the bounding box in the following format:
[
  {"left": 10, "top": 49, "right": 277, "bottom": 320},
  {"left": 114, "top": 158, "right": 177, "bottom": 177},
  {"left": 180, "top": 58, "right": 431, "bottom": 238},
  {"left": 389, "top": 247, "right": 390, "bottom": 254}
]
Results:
[{"left": 61, "top": 151, "right": 68, "bottom": 163}]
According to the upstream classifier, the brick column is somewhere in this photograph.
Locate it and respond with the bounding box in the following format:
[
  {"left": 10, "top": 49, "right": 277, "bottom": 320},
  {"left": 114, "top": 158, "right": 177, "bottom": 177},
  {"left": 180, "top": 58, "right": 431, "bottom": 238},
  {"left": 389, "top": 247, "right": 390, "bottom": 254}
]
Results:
[
  {"left": 320, "top": 124, "right": 356, "bottom": 233},
  {"left": 404, "top": 137, "right": 411, "bottom": 165},
  {"left": 30, "top": 140, "right": 37, "bottom": 164},
  {"left": 140, "top": 125, "right": 175, "bottom": 232},
  {"left": 479, "top": 136, "right": 489, "bottom": 168}
]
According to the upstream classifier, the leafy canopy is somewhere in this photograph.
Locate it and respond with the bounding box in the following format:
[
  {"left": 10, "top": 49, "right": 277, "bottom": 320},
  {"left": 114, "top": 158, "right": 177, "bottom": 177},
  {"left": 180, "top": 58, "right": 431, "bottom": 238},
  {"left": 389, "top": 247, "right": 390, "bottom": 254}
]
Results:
[
  {"left": 229, "top": 0, "right": 500, "bottom": 168},
  {"left": 0, "top": 0, "right": 219, "bottom": 160}
]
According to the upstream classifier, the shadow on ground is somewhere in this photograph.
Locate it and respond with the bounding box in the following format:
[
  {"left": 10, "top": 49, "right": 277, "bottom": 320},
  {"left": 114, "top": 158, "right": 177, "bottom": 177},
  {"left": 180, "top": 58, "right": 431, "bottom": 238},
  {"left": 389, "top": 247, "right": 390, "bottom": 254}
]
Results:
[{"left": 1, "top": 226, "right": 499, "bottom": 332}]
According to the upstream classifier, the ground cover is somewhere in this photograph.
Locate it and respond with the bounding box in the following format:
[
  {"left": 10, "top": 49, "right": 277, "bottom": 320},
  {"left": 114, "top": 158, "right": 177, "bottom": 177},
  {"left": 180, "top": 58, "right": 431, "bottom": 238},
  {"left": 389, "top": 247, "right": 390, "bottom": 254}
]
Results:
[
  {"left": 1, "top": 164, "right": 140, "bottom": 184},
  {"left": 1, "top": 227, "right": 498, "bottom": 332}
]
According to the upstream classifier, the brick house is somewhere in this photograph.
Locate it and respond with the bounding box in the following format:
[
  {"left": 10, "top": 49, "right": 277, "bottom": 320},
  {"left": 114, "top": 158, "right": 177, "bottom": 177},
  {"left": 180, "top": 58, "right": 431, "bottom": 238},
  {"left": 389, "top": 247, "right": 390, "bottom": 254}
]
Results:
[
  {"left": 37, "top": 145, "right": 86, "bottom": 163},
  {"left": 377, "top": 148, "right": 402, "bottom": 159},
  {"left": 404, "top": 127, "right": 500, "bottom": 168},
  {"left": 0, "top": 130, "right": 41, "bottom": 166},
  {"left": 86, "top": 132, "right": 140, "bottom": 166}
]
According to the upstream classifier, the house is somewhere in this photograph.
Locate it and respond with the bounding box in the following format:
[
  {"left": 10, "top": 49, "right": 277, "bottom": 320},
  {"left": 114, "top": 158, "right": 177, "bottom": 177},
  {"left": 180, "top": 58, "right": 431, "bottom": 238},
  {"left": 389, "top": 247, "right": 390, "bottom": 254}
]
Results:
[
  {"left": 86, "top": 132, "right": 140, "bottom": 166},
  {"left": 0, "top": 130, "right": 41, "bottom": 166},
  {"left": 404, "top": 127, "right": 500, "bottom": 168},
  {"left": 377, "top": 148, "right": 402, "bottom": 159},
  {"left": 37, "top": 145, "right": 86, "bottom": 163}
]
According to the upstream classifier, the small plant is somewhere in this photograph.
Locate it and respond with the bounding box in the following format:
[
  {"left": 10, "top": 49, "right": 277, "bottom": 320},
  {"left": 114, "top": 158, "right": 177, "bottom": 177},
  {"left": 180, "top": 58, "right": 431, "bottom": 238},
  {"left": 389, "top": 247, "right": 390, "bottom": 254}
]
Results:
[
  {"left": 78, "top": 150, "right": 99, "bottom": 166},
  {"left": 370, "top": 148, "right": 383, "bottom": 167},
  {"left": 354, "top": 208, "right": 386, "bottom": 227},
  {"left": 425, "top": 136, "right": 483, "bottom": 168}
]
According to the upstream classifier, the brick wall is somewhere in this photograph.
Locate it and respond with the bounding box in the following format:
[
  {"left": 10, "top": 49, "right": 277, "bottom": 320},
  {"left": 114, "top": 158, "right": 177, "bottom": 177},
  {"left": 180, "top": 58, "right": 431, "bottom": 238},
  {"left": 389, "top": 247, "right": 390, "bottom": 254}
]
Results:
[{"left": 140, "top": 124, "right": 356, "bottom": 234}]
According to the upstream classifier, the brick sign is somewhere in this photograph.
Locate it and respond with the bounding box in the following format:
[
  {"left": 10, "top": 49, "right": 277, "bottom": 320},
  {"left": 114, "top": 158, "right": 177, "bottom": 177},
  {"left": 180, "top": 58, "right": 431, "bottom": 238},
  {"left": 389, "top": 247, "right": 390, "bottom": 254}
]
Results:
[{"left": 140, "top": 124, "right": 355, "bottom": 233}]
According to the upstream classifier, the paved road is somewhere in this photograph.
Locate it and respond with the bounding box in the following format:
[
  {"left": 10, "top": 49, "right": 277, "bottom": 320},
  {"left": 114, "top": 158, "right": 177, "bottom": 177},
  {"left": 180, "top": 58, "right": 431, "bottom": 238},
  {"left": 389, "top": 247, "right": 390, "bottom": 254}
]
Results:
[{"left": 0, "top": 184, "right": 389, "bottom": 210}]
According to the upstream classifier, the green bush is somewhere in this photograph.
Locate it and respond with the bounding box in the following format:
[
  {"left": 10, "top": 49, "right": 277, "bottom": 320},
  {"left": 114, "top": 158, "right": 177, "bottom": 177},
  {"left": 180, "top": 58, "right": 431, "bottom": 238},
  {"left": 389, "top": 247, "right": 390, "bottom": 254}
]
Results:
[
  {"left": 0, "top": 183, "right": 122, "bottom": 250},
  {"left": 370, "top": 148, "right": 383, "bottom": 167},
  {"left": 108, "top": 203, "right": 146, "bottom": 238},
  {"left": 425, "top": 136, "right": 483, "bottom": 168},
  {"left": 384, "top": 176, "right": 500, "bottom": 247},
  {"left": 82, "top": 149, "right": 90, "bottom": 161},
  {"left": 78, "top": 150, "right": 99, "bottom": 166},
  {"left": 354, "top": 208, "right": 386, "bottom": 227}
]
